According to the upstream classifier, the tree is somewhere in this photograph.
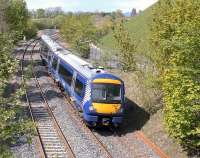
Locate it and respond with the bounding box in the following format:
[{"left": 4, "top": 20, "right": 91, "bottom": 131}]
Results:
[
  {"left": 0, "top": 33, "right": 34, "bottom": 156},
  {"left": 0, "top": 0, "right": 9, "bottom": 33},
  {"left": 151, "top": 0, "right": 200, "bottom": 152},
  {"left": 111, "top": 9, "right": 124, "bottom": 20},
  {"left": 36, "top": 8, "right": 45, "bottom": 18},
  {"left": 0, "top": 0, "right": 34, "bottom": 155},
  {"left": 6, "top": 0, "right": 28, "bottom": 37},
  {"left": 113, "top": 20, "right": 137, "bottom": 71},
  {"left": 61, "top": 14, "right": 97, "bottom": 58}
]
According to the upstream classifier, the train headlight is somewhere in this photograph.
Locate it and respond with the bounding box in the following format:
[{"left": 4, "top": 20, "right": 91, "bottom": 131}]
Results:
[{"left": 89, "top": 106, "right": 96, "bottom": 112}]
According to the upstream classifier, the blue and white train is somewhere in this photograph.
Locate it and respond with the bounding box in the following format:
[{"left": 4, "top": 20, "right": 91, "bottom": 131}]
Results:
[{"left": 40, "top": 35, "right": 125, "bottom": 127}]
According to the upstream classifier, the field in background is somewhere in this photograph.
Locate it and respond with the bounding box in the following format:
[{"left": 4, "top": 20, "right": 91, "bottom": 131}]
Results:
[{"left": 100, "top": 6, "right": 153, "bottom": 57}]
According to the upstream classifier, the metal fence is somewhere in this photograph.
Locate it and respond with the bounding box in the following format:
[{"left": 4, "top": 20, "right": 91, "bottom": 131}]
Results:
[
  {"left": 89, "top": 43, "right": 121, "bottom": 69},
  {"left": 89, "top": 43, "right": 157, "bottom": 76}
]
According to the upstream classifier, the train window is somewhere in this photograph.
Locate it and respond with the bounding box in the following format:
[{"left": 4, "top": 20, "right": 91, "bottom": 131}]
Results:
[
  {"left": 52, "top": 57, "right": 58, "bottom": 70},
  {"left": 92, "top": 84, "right": 121, "bottom": 104},
  {"left": 58, "top": 64, "right": 73, "bottom": 85},
  {"left": 48, "top": 55, "right": 51, "bottom": 61},
  {"left": 75, "top": 79, "right": 84, "bottom": 97}
]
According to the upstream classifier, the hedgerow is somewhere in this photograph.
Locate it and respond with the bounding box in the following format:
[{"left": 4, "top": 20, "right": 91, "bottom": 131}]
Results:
[{"left": 151, "top": 0, "right": 200, "bottom": 152}]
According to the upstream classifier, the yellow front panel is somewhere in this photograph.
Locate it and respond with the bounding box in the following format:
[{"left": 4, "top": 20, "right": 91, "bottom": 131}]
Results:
[
  {"left": 93, "top": 79, "right": 121, "bottom": 84},
  {"left": 93, "top": 103, "right": 121, "bottom": 114}
]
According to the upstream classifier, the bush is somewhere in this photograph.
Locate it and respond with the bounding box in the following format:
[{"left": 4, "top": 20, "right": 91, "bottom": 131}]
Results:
[
  {"left": 33, "top": 18, "right": 55, "bottom": 30},
  {"left": 0, "top": 33, "right": 35, "bottom": 156},
  {"left": 163, "top": 68, "right": 200, "bottom": 149},
  {"left": 6, "top": 0, "right": 28, "bottom": 38},
  {"left": 113, "top": 20, "right": 137, "bottom": 71},
  {"left": 24, "top": 20, "right": 38, "bottom": 39},
  {"left": 151, "top": 0, "right": 200, "bottom": 152},
  {"left": 60, "top": 14, "right": 97, "bottom": 58}
]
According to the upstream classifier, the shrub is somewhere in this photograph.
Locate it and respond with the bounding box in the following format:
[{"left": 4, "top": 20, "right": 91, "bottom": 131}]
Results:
[
  {"left": 151, "top": 0, "right": 200, "bottom": 151},
  {"left": 24, "top": 20, "right": 38, "bottom": 39},
  {"left": 0, "top": 33, "right": 35, "bottom": 156}
]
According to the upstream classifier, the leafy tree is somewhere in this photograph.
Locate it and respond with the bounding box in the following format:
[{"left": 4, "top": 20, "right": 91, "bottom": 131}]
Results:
[
  {"left": 0, "top": 0, "right": 35, "bottom": 156},
  {"left": 151, "top": 0, "right": 200, "bottom": 152},
  {"left": 0, "top": 33, "right": 34, "bottom": 156},
  {"left": 113, "top": 20, "right": 137, "bottom": 71},
  {"left": 54, "top": 14, "right": 66, "bottom": 29},
  {"left": 61, "top": 14, "right": 97, "bottom": 58},
  {"left": 0, "top": 0, "right": 9, "bottom": 33},
  {"left": 36, "top": 8, "right": 45, "bottom": 18},
  {"left": 111, "top": 9, "right": 124, "bottom": 20},
  {"left": 24, "top": 20, "right": 38, "bottom": 39},
  {"left": 5, "top": 0, "right": 28, "bottom": 39}
]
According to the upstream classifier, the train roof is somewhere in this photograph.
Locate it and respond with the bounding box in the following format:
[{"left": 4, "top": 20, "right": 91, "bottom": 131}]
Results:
[
  {"left": 41, "top": 35, "right": 106, "bottom": 79},
  {"left": 41, "top": 35, "right": 63, "bottom": 52}
]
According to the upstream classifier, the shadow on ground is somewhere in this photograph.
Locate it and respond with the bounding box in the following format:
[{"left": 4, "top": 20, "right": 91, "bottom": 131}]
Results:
[
  {"left": 21, "top": 84, "right": 63, "bottom": 103},
  {"left": 2, "top": 82, "right": 20, "bottom": 98},
  {"left": 93, "top": 98, "right": 150, "bottom": 136}
]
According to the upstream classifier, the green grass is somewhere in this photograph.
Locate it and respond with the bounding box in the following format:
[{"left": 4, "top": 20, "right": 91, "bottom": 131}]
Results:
[{"left": 100, "top": 5, "right": 155, "bottom": 56}]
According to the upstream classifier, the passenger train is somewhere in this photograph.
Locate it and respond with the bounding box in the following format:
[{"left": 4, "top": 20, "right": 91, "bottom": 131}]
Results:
[{"left": 40, "top": 35, "right": 125, "bottom": 127}]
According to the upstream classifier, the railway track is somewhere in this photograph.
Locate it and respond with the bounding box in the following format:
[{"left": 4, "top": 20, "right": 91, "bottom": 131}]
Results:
[
  {"left": 21, "top": 40, "right": 75, "bottom": 158},
  {"left": 21, "top": 37, "right": 169, "bottom": 158},
  {"left": 27, "top": 38, "right": 113, "bottom": 157},
  {"left": 38, "top": 46, "right": 169, "bottom": 158},
  {"left": 43, "top": 50, "right": 169, "bottom": 158}
]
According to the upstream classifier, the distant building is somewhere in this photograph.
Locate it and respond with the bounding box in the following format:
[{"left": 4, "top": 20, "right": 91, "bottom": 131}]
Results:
[{"left": 131, "top": 8, "right": 137, "bottom": 17}]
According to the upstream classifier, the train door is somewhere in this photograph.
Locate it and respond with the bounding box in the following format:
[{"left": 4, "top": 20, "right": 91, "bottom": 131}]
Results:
[
  {"left": 70, "top": 71, "right": 77, "bottom": 101},
  {"left": 73, "top": 74, "right": 86, "bottom": 110},
  {"left": 51, "top": 55, "right": 59, "bottom": 81}
]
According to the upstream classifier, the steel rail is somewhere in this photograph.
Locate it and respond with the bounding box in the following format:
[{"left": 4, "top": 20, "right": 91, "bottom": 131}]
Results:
[
  {"left": 40, "top": 31, "right": 112, "bottom": 157},
  {"left": 47, "top": 76, "right": 113, "bottom": 158},
  {"left": 21, "top": 39, "right": 46, "bottom": 158},
  {"left": 44, "top": 33, "right": 170, "bottom": 158},
  {"left": 30, "top": 41, "right": 76, "bottom": 158},
  {"left": 48, "top": 63, "right": 170, "bottom": 158}
]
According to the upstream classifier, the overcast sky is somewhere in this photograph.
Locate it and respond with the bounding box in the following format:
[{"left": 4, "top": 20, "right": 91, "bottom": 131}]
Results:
[{"left": 25, "top": 0, "right": 158, "bottom": 12}]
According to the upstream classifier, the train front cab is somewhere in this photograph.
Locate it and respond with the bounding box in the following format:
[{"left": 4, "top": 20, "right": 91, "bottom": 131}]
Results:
[{"left": 84, "top": 75, "right": 125, "bottom": 127}]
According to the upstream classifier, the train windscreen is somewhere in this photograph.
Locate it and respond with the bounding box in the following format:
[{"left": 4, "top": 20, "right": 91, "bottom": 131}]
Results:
[{"left": 92, "top": 83, "right": 121, "bottom": 104}]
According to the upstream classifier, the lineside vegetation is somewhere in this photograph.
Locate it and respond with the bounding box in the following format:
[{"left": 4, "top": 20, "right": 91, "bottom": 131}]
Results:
[
  {"left": 102, "top": 0, "right": 200, "bottom": 154},
  {"left": 0, "top": 0, "right": 35, "bottom": 156},
  {"left": 151, "top": 0, "right": 200, "bottom": 152}
]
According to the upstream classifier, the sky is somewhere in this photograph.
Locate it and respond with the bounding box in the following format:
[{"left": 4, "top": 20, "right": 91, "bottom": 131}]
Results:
[{"left": 25, "top": 0, "right": 158, "bottom": 12}]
